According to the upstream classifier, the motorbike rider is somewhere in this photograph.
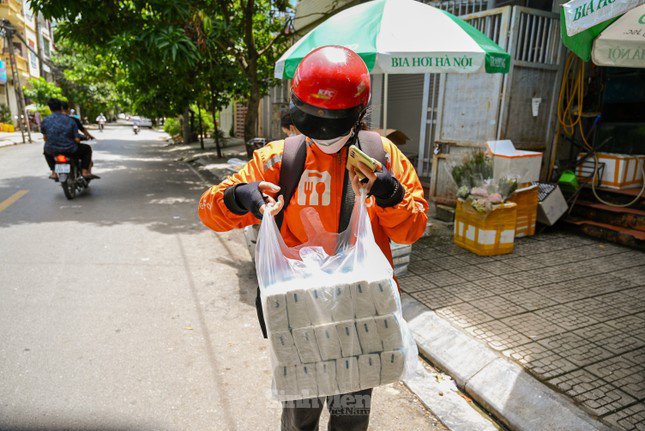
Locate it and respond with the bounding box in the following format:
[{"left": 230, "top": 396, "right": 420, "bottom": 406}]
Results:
[
  {"left": 198, "top": 46, "right": 428, "bottom": 430},
  {"left": 280, "top": 110, "right": 299, "bottom": 137},
  {"left": 62, "top": 101, "right": 95, "bottom": 140},
  {"left": 42, "top": 98, "right": 99, "bottom": 181},
  {"left": 132, "top": 116, "right": 140, "bottom": 134},
  {"left": 96, "top": 113, "right": 107, "bottom": 131}
]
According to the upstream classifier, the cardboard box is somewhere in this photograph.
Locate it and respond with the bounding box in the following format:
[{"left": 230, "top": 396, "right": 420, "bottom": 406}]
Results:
[
  {"left": 507, "top": 185, "right": 538, "bottom": 237},
  {"left": 390, "top": 242, "right": 411, "bottom": 276},
  {"left": 454, "top": 200, "right": 517, "bottom": 256},
  {"left": 535, "top": 183, "right": 567, "bottom": 226},
  {"left": 486, "top": 140, "right": 543, "bottom": 185}
]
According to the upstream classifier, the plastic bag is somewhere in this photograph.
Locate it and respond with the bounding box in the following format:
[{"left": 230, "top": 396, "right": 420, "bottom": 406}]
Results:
[{"left": 256, "top": 190, "right": 419, "bottom": 401}]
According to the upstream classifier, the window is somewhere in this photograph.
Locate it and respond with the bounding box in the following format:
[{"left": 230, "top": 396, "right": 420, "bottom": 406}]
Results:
[{"left": 42, "top": 39, "right": 50, "bottom": 58}]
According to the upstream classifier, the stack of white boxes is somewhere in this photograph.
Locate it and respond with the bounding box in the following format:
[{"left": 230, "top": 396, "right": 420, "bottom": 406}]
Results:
[{"left": 265, "top": 279, "right": 407, "bottom": 399}]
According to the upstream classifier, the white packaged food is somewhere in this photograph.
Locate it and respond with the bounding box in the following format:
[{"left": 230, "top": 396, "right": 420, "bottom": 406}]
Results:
[
  {"left": 370, "top": 279, "right": 399, "bottom": 315},
  {"left": 358, "top": 354, "right": 381, "bottom": 390},
  {"left": 296, "top": 363, "right": 318, "bottom": 398},
  {"left": 307, "top": 287, "right": 334, "bottom": 325},
  {"left": 314, "top": 324, "right": 342, "bottom": 361},
  {"left": 375, "top": 314, "right": 404, "bottom": 351},
  {"left": 380, "top": 350, "right": 405, "bottom": 384},
  {"left": 270, "top": 331, "right": 300, "bottom": 366},
  {"left": 355, "top": 317, "right": 383, "bottom": 354},
  {"left": 315, "top": 361, "right": 338, "bottom": 395},
  {"left": 336, "top": 357, "right": 360, "bottom": 394},
  {"left": 331, "top": 284, "right": 354, "bottom": 321},
  {"left": 293, "top": 326, "right": 322, "bottom": 363},
  {"left": 274, "top": 364, "right": 298, "bottom": 398},
  {"left": 352, "top": 281, "right": 376, "bottom": 318},
  {"left": 286, "top": 289, "right": 311, "bottom": 329},
  {"left": 265, "top": 293, "right": 289, "bottom": 332},
  {"left": 335, "top": 320, "right": 362, "bottom": 357}
]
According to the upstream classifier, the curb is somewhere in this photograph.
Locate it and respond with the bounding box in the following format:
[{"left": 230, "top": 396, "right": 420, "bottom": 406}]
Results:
[
  {"left": 404, "top": 363, "right": 501, "bottom": 431},
  {"left": 401, "top": 294, "right": 612, "bottom": 431}
]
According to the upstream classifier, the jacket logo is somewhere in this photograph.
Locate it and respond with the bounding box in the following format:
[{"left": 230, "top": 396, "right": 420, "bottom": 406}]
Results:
[{"left": 297, "top": 170, "right": 331, "bottom": 206}]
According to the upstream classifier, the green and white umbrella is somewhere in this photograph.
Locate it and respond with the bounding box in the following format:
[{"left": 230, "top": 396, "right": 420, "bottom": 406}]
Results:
[
  {"left": 274, "top": 0, "right": 510, "bottom": 79},
  {"left": 592, "top": 3, "right": 645, "bottom": 67},
  {"left": 561, "top": 2, "right": 645, "bottom": 67}
]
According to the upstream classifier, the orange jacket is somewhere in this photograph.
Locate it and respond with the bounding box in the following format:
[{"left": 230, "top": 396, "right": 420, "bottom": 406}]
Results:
[{"left": 198, "top": 137, "right": 428, "bottom": 263}]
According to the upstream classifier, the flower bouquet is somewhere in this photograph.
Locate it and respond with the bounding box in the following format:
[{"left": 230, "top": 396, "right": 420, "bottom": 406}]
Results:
[{"left": 450, "top": 151, "right": 518, "bottom": 214}]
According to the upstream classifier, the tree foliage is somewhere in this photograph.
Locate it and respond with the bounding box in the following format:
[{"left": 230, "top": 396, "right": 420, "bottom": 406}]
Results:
[
  {"left": 51, "top": 36, "right": 129, "bottom": 121},
  {"left": 23, "top": 77, "right": 66, "bottom": 105},
  {"left": 32, "top": 0, "right": 300, "bottom": 141}
]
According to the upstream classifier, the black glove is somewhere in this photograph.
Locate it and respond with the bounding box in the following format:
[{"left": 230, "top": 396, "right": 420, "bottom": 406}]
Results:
[
  {"left": 223, "top": 181, "right": 266, "bottom": 219},
  {"left": 369, "top": 170, "right": 405, "bottom": 208}
]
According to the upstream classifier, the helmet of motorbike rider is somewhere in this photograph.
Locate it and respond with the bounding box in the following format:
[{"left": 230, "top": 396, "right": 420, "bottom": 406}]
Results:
[{"left": 289, "top": 45, "right": 370, "bottom": 154}]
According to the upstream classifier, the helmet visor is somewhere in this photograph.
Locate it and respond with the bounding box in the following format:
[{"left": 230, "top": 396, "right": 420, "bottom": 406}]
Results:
[{"left": 289, "top": 94, "right": 362, "bottom": 140}]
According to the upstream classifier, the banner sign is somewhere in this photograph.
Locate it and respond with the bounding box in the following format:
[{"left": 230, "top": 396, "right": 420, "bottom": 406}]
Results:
[
  {"left": 563, "top": 0, "right": 645, "bottom": 36},
  {"left": 0, "top": 60, "right": 6, "bottom": 85}
]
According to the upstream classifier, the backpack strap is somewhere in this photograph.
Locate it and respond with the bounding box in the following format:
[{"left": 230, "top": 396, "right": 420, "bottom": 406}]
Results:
[
  {"left": 337, "top": 130, "right": 387, "bottom": 232},
  {"left": 276, "top": 134, "right": 307, "bottom": 230}
]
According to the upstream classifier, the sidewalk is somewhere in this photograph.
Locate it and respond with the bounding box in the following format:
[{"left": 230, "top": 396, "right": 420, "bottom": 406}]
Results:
[
  {"left": 400, "top": 221, "right": 644, "bottom": 431},
  {"left": 0, "top": 130, "right": 43, "bottom": 148}
]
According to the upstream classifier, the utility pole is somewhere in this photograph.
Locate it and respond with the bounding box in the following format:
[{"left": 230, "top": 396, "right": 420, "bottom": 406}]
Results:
[
  {"left": 35, "top": 14, "right": 44, "bottom": 78},
  {"left": 1, "top": 19, "right": 32, "bottom": 144}
]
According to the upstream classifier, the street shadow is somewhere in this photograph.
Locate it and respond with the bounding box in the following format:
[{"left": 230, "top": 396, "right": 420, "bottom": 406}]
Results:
[
  {"left": 209, "top": 231, "right": 258, "bottom": 308},
  {"left": 0, "top": 139, "right": 210, "bottom": 236}
]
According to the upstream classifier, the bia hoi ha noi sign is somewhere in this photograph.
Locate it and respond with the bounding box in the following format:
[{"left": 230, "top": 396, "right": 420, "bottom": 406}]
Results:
[
  {"left": 388, "top": 53, "right": 508, "bottom": 73},
  {"left": 563, "top": 0, "right": 645, "bottom": 36}
]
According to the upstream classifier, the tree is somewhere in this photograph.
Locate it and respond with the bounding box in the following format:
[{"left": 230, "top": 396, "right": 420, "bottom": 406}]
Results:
[
  {"left": 31, "top": 0, "right": 326, "bottom": 143},
  {"left": 23, "top": 77, "right": 66, "bottom": 105},
  {"left": 51, "top": 36, "right": 129, "bottom": 121},
  {"left": 203, "top": 0, "right": 295, "bottom": 141}
]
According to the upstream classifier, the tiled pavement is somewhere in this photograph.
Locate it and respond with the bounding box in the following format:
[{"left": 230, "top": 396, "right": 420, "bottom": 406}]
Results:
[{"left": 400, "top": 225, "right": 645, "bottom": 431}]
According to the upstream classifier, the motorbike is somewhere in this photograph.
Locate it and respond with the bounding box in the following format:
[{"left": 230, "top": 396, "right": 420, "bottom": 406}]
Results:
[
  {"left": 54, "top": 153, "right": 92, "bottom": 200},
  {"left": 245, "top": 137, "right": 268, "bottom": 158},
  {"left": 133, "top": 124, "right": 139, "bottom": 135}
]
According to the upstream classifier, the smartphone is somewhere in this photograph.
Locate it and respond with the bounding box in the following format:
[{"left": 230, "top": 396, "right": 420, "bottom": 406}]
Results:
[{"left": 347, "top": 145, "right": 382, "bottom": 180}]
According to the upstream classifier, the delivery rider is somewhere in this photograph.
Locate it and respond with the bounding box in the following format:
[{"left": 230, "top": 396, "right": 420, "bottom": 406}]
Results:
[{"left": 198, "top": 45, "right": 428, "bottom": 431}]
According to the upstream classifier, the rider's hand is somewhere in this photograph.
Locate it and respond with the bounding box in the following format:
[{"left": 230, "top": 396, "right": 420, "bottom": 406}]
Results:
[
  {"left": 348, "top": 162, "right": 404, "bottom": 208},
  {"left": 230, "top": 181, "right": 283, "bottom": 219}
]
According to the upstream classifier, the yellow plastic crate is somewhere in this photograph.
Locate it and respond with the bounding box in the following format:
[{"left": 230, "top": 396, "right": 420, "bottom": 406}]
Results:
[
  {"left": 454, "top": 200, "right": 517, "bottom": 256},
  {"left": 507, "top": 185, "right": 538, "bottom": 238}
]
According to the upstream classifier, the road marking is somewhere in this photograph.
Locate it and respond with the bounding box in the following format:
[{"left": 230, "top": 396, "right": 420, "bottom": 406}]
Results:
[{"left": 0, "top": 190, "right": 29, "bottom": 213}]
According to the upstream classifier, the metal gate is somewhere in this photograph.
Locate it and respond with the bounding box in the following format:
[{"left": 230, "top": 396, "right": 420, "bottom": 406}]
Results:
[
  {"left": 428, "top": 5, "right": 564, "bottom": 199},
  {"left": 387, "top": 74, "right": 425, "bottom": 160},
  {"left": 499, "top": 7, "right": 563, "bottom": 148}
]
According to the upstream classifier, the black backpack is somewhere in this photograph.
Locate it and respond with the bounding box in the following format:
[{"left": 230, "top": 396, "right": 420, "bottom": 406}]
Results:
[{"left": 255, "top": 130, "right": 387, "bottom": 338}]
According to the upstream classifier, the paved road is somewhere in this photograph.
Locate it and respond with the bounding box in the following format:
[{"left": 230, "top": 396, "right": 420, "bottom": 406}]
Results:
[{"left": 0, "top": 127, "right": 445, "bottom": 430}]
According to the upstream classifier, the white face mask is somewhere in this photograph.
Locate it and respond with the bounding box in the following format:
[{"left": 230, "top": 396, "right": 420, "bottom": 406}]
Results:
[{"left": 313, "top": 133, "right": 352, "bottom": 154}]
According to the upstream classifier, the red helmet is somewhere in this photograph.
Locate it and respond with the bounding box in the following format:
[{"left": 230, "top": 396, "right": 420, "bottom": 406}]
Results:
[{"left": 289, "top": 45, "right": 370, "bottom": 140}]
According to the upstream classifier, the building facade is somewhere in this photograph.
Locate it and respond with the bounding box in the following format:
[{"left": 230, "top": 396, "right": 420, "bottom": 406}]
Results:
[{"left": 0, "top": 0, "right": 54, "bottom": 126}]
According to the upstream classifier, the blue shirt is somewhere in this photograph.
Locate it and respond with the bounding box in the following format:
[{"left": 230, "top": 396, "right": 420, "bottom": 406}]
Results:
[{"left": 42, "top": 112, "right": 79, "bottom": 153}]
